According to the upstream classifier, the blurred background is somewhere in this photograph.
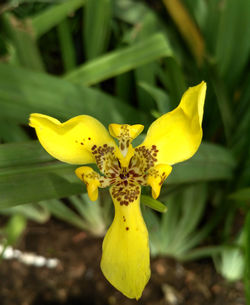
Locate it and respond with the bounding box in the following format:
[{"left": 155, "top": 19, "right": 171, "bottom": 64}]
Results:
[{"left": 0, "top": 0, "right": 249, "bottom": 304}]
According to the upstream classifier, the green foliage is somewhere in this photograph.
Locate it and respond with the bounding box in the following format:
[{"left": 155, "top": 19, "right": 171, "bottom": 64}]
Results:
[
  {"left": 0, "top": 1, "right": 249, "bottom": 300},
  {"left": 65, "top": 33, "right": 173, "bottom": 86},
  {"left": 143, "top": 184, "right": 208, "bottom": 259}
]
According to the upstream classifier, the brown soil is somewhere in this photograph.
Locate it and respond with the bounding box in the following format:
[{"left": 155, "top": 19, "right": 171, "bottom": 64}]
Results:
[{"left": 0, "top": 219, "right": 245, "bottom": 305}]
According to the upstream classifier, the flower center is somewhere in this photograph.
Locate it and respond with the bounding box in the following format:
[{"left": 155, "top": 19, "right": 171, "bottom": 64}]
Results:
[{"left": 119, "top": 172, "right": 129, "bottom": 180}]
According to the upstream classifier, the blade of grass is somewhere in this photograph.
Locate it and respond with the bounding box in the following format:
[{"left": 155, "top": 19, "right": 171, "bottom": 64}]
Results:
[
  {"left": 64, "top": 33, "right": 173, "bottom": 86},
  {"left": 133, "top": 12, "right": 160, "bottom": 111},
  {"left": 0, "top": 203, "right": 50, "bottom": 223},
  {"left": 115, "top": 72, "right": 133, "bottom": 102},
  {"left": 83, "top": 0, "right": 111, "bottom": 59},
  {"left": 31, "top": 0, "right": 85, "bottom": 38},
  {"left": 113, "top": 0, "right": 149, "bottom": 24},
  {"left": 184, "top": 199, "right": 229, "bottom": 251},
  {"left": 162, "top": 0, "right": 205, "bottom": 65},
  {"left": 57, "top": 18, "right": 76, "bottom": 72},
  {"left": 4, "top": 214, "right": 26, "bottom": 245},
  {"left": 70, "top": 194, "right": 107, "bottom": 236},
  {"left": 139, "top": 81, "right": 171, "bottom": 114},
  {"left": 180, "top": 246, "right": 225, "bottom": 261},
  {"left": 161, "top": 58, "right": 187, "bottom": 108},
  {"left": 40, "top": 199, "right": 88, "bottom": 230},
  {"left": 215, "top": 0, "right": 250, "bottom": 85},
  {"left": 244, "top": 211, "right": 250, "bottom": 304},
  {"left": 210, "top": 69, "right": 235, "bottom": 142},
  {"left": 174, "top": 184, "right": 207, "bottom": 244},
  {"left": 2, "top": 13, "right": 44, "bottom": 71}
]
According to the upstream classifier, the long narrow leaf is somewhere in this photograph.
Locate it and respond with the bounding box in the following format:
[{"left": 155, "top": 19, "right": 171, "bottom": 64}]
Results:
[
  {"left": 31, "top": 0, "right": 85, "bottom": 38},
  {"left": 83, "top": 0, "right": 111, "bottom": 59},
  {"left": 0, "top": 63, "right": 150, "bottom": 126},
  {"left": 57, "top": 18, "right": 77, "bottom": 72},
  {"left": 215, "top": 0, "right": 250, "bottom": 85},
  {"left": 168, "top": 142, "right": 236, "bottom": 184},
  {"left": 2, "top": 14, "right": 44, "bottom": 71},
  {"left": 65, "top": 33, "right": 173, "bottom": 86}
]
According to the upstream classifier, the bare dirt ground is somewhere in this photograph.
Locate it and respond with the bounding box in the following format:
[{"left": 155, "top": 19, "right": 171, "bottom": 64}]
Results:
[{"left": 0, "top": 219, "right": 245, "bottom": 305}]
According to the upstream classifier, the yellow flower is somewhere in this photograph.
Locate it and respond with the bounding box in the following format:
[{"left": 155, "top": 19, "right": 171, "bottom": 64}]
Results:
[{"left": 29, "top": 81, "right": 206, "bottom": 299}]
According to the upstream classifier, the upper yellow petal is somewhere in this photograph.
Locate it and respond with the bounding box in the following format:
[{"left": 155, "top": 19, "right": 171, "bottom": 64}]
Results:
[
  {"left": 101, "top": 185, "right": 150, "bottom": 299},
  {"left": 29, "top": 113, "right": 117, "bottom": 165},
  {"left": 108, "top": 124, "right": 144, "bottom": 168},
  {"left": 138, "top": 81, "right": 206, "bottom": 165}
]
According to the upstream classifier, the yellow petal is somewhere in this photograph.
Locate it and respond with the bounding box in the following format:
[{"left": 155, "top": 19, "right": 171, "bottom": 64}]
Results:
[
  {"left": 147, "top": 164, "right": 172, "bottom": 199},
  {"left": 101, "top": 185, "right": 150, "bottom": 299},
  {"left": 109, "top": 124, "right": 144, "bottom": 167},
  {"left": 75, "top": 166, "right": 101, "bottom": 201},
  {"left": 109, "top": 124, "right": 144, "bottom": 142},
  {"left": 29, "top": 113, "right": 117, "bottom": 165},
  {"left": 138, "top": 81, "right": 206, "bottom": 165}
]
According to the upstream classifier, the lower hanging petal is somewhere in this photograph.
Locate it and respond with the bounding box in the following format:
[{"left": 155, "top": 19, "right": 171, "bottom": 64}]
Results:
[
  {"left": 75, "top": 166, "right": 101, "bottom": 201},
  {"left": 147, "top": 164, "right": 172, "bottom": 199},
  {"left": 101, "top": 185, "right": 150, "bottom": 300}
]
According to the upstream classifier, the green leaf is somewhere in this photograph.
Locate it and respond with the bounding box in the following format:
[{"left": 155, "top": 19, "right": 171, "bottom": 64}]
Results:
[
  {"left": 214, "top": 243, "right": 244, "bottom": 281},
  {"left": 229, "top": 188, "right": 250, "bottom": 201},
  {"left": 57, "top": 18, "right": 77, "bottom": 72},
  {"left": 65, "top": 33, "right": 173, "bottom": 86},
  {"left": 0, "top": 141, "right": 52, "bottom": 168},
  {"left": 115, "top": 71, "right": 133, "bottom": 102},
  {"left": 0, "top": 214, "right": 27, "bottom": 260},
  {"left": 168, "top": 142, "right": 236, "bottom": 184},
  {"left": 160, "top": 58, "right": 187, "bottom": 108},
  {"left": 133, "top": 12, "right": 161, "bottom": 111},
  {"left": 0, "top": 203, "right": 50, "bottom": 223},
  {"left": 0, "top": 119, "right": 30, "bottom": 142},
  {"left": 31, "top": 0, "right": 85, "bottom": 38},
  {"left": 143, "top": 184, "right": 208, "bottom": 258},
  {"left": 244, "top": 212, "right": 250, "bottom": 304},
  {"left": 3, "top": 214, "right": 26, "bottom": 246},
  {"left": 70, "top": 194, "right": 110, "bottom": 236},
  {"left": 0, "top": 63, "right": 150, "bottom": 126},
  {"left": 40, "top": 199, "right": 88, "bottom": 230},
  {"left": 210, "top": 69, "right": 235, "bottom": 142},
  {"left": 141, "top": 195, "right": 167, "bottom": 213},
  {"left": 83, "top": 0, "right": 111, "bottom": 59},
  {"left": 160, "top": 184, "right": 207, "bottom": 256},
  {"left": 139, "top": 81, "right": 171, "bottom": 114},
  {"left": 2, "top": 14, "right": 44, "bottom": 71},
  {"left": 0, "top": 161, "right": 82, "bottom": 209},
  {"left": 113, "top": 0, "right": 149, "bottom": 24},
  {"left": 215, "top": 0, "right": 250, "bottom": 85}
]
